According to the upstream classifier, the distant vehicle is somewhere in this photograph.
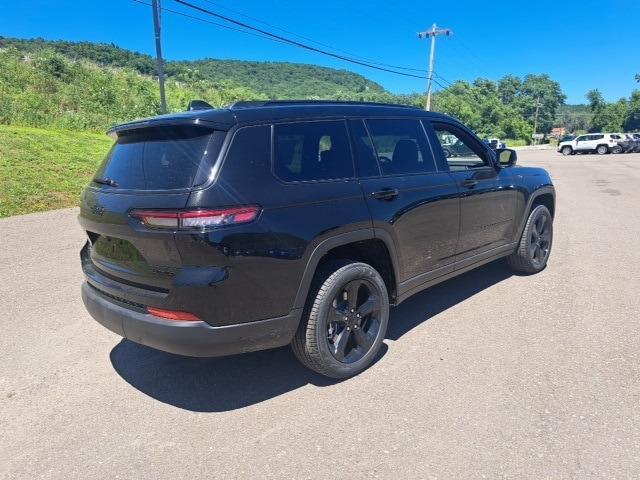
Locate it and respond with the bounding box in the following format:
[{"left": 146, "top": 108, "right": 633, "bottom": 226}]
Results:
[
  {"left": 618, "top": 133, "right": 640, "bottom": 153},
  {"left": 485, "top": 138, "right": 506, "bottom": 149},
  {"left": 78, "top": 99, "right": 555, "bottom": 378},
  {"left": 442, "top": 138, "right": 475, "bottom": 157},
  {"left": 557, "top": 133, "right": 622, "bottom": 155},
  {"left": 559, "top": 134, "right": 576, "bottom": 143}
]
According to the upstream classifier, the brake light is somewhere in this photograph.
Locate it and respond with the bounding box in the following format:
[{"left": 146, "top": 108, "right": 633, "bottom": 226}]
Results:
[
  {"left": 146, "top": 306, "right": 201, "bottom": 321},
  {"left": 131, "top": 206, "right": 260, "bottom": 229}
]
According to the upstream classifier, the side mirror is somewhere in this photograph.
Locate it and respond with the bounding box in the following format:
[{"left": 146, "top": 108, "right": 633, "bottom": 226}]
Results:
[{"left": 496, "top": 148, "right": 517, "bottom": 167}]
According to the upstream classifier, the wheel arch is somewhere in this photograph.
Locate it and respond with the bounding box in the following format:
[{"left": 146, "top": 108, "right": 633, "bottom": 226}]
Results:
[
  {"left": 293, "top": 230, "right": 400, "bottom": 309},
  {"left": 514, "top": 186, "right": 556, "bottom": 241}
]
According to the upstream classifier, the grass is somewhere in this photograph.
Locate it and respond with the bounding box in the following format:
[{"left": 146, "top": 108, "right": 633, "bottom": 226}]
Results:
[
  {"left": 503, "top": 138, "right": 529, "bottom": 147},
  {"left": 0, "top": 124, "right": 112, "bottom": 217}
]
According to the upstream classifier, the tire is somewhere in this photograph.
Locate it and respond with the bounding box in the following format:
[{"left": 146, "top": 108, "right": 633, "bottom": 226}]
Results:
[
  {"left": 291, "top": 260, "right": 389, "bottom": 378},
  {"left": 561, "top": 146, "right": 573, "bottom": 156},
  {"left": 611, "top": 145, "right": 623, "bottom": 154},
  {"left": 596, "top": 144, "right": 608, "bottom": 155},
  {"left": 507, "top": 205, "right": 553, "bottom": 274}
]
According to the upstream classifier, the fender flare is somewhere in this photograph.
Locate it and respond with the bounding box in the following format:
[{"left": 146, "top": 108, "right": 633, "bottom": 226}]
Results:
[
  {"left": 515, "top": 185, "right": 556, "bottom": 240},
  {"left": 292, "top": 228, "right": 401, "bottom": 309}
]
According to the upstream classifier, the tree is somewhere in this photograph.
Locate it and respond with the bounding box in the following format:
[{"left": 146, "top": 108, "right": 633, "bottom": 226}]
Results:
[
  {"left": 518, "top": 74, "right": 566, "bottom": 134},
  {"left": 497, "top": 75, "right": 521, "bottom": 104},
  {"left": 587, "top": 89, "right": 626, "bottom": 132},
  {"left": 623, "top": 90, "right": 640, "bottom": 131}
]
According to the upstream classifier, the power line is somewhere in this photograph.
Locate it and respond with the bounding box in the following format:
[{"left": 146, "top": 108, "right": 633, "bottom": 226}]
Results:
[
  {"left": 171, "top": 0, "right": 427, "bottom": 80},
  {"left": 197, "top": 0, "right": 428, "bottom": 73},
  {"left": 131, "top": 0, "right": 296, "bottom": 46}
]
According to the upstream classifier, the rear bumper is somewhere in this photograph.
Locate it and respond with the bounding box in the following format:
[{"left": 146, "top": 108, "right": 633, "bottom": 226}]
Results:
[{"left": 81, "top": 282, "right": 301, "bottom": 357}]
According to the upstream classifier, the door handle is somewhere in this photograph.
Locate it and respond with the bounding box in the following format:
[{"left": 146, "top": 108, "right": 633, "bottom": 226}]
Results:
[
  {"left": 462, "top": 179, "right": 478, "bottom": 189},
  {"left": 371, "top": 188, "right": 399, "bottom": 201}
]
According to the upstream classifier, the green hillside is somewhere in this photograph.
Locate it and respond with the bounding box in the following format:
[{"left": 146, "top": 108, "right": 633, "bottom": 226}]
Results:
[
  {"left": 0, "top": 36, "right": 415, "bottom": 134},
  {"left": 173, "top": 59, "right": 384, "bottom": 99},
  {"left": 0, "top": 36, "right": 387, "bottom": 101},
  {"left": 0, "top": 44, "right": 262, "bottom": 132},
  {"left": 0, "top": 125, "right": 112, "bottom": 216}
]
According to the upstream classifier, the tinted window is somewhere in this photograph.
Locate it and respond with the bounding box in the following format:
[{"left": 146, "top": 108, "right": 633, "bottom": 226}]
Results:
[
  {"left": 576, "top": 136, "right": 586, "bottom": 141},
  {"left": 431, "top": 122, "right": 488, "bottom": 171},
  {"left": 94, "top": 126, "right": 218, "bottom": 190},
  {"left": 365, "top": 119, "right": 435, "bottom": 175},
  {"left": 593, "top": 134, "right": 604, "bottom": 140},
  {"left": 273, "top": 121, "right": 353, "bottom": 182},
  {"left": 348, "top": 119, "right": 380, "bottom": 177}
]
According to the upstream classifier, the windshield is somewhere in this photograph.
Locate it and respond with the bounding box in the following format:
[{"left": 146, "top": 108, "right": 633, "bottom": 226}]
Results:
[{"left": 93, "top": 125, "right": 222, "bottom": 190}]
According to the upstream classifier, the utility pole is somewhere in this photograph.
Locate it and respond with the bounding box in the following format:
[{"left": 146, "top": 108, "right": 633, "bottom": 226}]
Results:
[
  {"left": 418, "top": 24, "right": 452, "bottom": 111},
  {"left": 532, "top": 98, "right": 542, "bottom": 145},
  {"left": 152, "top": 0, "right": 167, "bottom": 114}
]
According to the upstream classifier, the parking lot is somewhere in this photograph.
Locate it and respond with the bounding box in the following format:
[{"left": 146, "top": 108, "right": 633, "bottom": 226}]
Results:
[{"left": 1, "top": 149, "right": 639, "bottom": 479}]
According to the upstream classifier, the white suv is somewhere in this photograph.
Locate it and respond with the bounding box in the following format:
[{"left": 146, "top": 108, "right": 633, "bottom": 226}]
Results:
[{"left": 558, "top": 133, "right": 623, "bottom": 155}]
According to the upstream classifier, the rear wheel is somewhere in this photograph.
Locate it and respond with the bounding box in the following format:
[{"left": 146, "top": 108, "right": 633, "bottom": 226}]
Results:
[
  {"left": 561, "top": 146, "right": 573, "bottom": 156},
  {"left": 292, "top": 261, "right": 389, "bottom": 378},
  {"left": 507, "top": 205, "right": 553, "bottom": 274},
  {"left": 596, "top": 144, "right": 608, "bottom": 155}
]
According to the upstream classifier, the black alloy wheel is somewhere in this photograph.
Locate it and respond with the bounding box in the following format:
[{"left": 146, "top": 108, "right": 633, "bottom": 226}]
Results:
[
  {"left": 326, "top": 279, "right": 382, "bottom": 363},
  {"left": 528, "top": 211, "right": 552, "bottom": 269},
  {"left": 292, "top": 261, "right": 389, "bottom": 378},
  {"left": 507, "top": 204, "right": 553, "bottom": 274}
]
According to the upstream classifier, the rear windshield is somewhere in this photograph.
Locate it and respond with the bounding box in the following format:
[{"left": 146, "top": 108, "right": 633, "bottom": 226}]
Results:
[{"left": 94, "top": 125, "right": 222, "bottom": 190}]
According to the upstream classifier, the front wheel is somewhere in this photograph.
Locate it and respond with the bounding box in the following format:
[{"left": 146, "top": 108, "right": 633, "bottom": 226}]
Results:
[
  {"left": 561, "top": 146, "right": 573, "bottom": 156},
  {"left": 611, "top": 145, "right": 623, "bottom": 154},
  {"left": 507, "top": 205, "right": 553, "bottom": 274},
  {"left": 292, "top": 261, "right": 389, "bottom": 378}
]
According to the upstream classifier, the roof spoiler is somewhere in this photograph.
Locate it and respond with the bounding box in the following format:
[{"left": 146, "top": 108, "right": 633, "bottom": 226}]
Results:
[{"left": 187, "top": 99, "right": 214, "bottom": 111}]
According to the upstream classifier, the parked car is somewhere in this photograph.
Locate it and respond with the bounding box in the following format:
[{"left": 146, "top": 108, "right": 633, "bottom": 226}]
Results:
[
  {"left": 618, "top": 133, "right": 640, "bottom": 153},
  {"left": 79, "top": 100, "right": 555, "bottom": 378},
  {"left": 485, "top": 138, "right": 506, "bottom": 149},
  {"left": 442, "top": 138, "right": 475, "bottom": 157},
  {"left": 559, "top": 134, "right": 576, "bottom": 144},
  {"left": 558, "top": 133, "right": 622, "bottom": 155}
]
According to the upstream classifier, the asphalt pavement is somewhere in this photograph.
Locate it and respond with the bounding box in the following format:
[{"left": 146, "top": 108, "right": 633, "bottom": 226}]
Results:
[{"left": 1, "top": 150, "right": 639, "bottom": 479}]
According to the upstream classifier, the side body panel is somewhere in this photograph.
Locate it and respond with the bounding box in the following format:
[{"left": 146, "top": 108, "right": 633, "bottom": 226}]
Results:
[{"left": 179, "top": 123, "right": 372, "bottom": 326}]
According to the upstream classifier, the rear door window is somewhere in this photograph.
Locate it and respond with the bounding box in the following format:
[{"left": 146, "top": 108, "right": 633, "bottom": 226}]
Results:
[
  {"left": 273, "top": 120, "right": 354, "bottom": 182},
  {"left": 94, "top": 125, "right": 221, "bottom": 190},
  {"left": 348, "top": 119, "right": 380, "bottom": 178},
  {"left": 365, "top": 119, "right": 435, "bottom": 176}
]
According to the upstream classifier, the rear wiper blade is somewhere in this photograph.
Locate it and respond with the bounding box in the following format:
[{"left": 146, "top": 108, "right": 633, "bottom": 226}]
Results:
[{"left": 93, "top": 177, "right": 118, "bottom": 187}]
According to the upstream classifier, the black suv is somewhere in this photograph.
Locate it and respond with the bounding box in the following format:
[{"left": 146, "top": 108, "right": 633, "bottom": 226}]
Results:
[{"left": 79, "top": 100, "right": 555, "bottom": 378}]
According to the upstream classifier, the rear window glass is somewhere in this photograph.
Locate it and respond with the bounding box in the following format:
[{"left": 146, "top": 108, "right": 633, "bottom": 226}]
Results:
[
  {"left": 94, "top": 126, "right": 220, "bottom": 190},
  {"left": 273, "top": 121, "right": 354, "bottom": 182}
]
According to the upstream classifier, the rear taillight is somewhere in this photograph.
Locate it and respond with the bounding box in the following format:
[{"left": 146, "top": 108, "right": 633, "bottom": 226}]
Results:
[
  {"left": 131, "top": 206, "right": 260, "bottom": 229},
  {"left": 146, "top": 306, "right": 201, "bottom": 321}
]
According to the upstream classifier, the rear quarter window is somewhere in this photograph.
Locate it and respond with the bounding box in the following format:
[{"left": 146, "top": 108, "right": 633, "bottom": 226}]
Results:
[{"left": 94, "top": 125, "right": 223, "bottom": 190}]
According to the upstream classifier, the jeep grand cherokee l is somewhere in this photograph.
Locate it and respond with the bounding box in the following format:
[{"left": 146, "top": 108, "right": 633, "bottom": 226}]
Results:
[{"left": 79, "top": 100, "right": 555, "bottom": 378}]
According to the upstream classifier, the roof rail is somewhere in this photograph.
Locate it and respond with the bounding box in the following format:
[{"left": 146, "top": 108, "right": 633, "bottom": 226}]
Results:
[{"left": 227, "top": 99, "right": 420, "bottom": 109}]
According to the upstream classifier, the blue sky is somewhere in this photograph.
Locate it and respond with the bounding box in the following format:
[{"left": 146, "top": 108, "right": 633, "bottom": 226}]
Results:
[{"left": 1, "top": 0, "right": 637, "bottom": 104}]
